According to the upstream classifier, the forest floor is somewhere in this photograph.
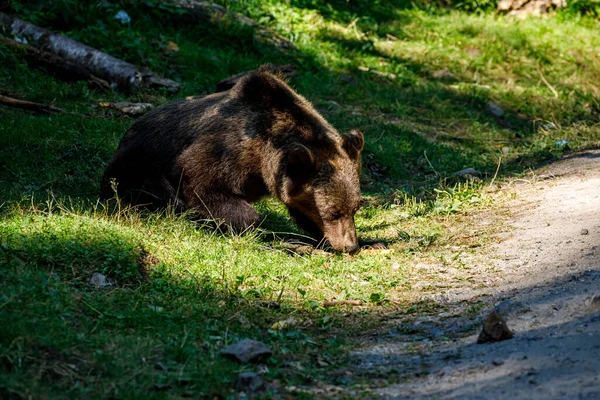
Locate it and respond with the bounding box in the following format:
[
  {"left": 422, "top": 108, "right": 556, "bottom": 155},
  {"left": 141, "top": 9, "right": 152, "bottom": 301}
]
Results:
[{"left": 349, "top": 149, "right": 600, "bottom": 399}]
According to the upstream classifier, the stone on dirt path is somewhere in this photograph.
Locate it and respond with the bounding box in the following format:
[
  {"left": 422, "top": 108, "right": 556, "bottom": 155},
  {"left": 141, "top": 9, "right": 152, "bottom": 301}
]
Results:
[
  {"left": 477, "top": 311, "right": 513, "bottom": 344},
  {"left": 220, "top": 339, "right": 272, "bottom": 363}
]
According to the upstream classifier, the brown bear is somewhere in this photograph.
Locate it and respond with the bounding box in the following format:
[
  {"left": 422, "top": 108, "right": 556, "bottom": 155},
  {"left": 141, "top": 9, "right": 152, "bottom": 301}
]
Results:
[{"left": 100, "top": 67, "right": 364, "bottom": 253}]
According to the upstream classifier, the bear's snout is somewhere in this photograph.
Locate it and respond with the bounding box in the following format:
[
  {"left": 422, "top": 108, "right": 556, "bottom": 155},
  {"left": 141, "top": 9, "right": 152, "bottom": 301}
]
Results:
[
  {"left": 346, "top": 242, "right": 360, "bottom": 255},
  {"left": 324, "top": 217, "right": 359, "bottom": 255}
]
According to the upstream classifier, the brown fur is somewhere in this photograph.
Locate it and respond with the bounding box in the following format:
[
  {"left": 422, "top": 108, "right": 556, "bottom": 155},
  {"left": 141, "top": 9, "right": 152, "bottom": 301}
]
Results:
[{"left": 100, "top": 67, "right": 364, "bottom": 253}]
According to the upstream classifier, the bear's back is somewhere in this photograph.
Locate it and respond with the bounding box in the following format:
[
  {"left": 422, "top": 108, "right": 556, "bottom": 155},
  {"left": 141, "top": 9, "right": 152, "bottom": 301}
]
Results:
[
  {"left": 117, "top": 70, "right": 338, "bottom": 163},
  {"left": 118, "top": 90, "right": 234, "bottom": 161}
]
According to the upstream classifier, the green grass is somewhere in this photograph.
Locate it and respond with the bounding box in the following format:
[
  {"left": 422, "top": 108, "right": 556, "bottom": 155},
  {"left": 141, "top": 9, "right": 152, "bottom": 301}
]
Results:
[{"left": 1, "top": 0, "right": 600, "bottom": 397}]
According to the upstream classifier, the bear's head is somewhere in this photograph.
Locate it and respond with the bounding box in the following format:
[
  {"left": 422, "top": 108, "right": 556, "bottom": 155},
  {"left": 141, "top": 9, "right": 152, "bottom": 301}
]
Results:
[{"left": 282, "top": 130, "right": 364, "bottom": 254}]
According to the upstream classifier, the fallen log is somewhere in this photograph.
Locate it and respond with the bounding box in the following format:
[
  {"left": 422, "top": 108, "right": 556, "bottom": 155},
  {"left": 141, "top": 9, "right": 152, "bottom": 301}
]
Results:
[
  {"left": 216, "top": 63, "right": 297, "bottom": 92},
  {"left": 0, "top": 12, "right": 180, "bottom": 92},
  {"left": 0, "top": 37, "right": 110, "bottom": 91},
  {"left": 167, "top": 0, "right": 295, "bottom": 51},
  {"left": 0, "top": 94, "right": 64, "bottom": 114}
]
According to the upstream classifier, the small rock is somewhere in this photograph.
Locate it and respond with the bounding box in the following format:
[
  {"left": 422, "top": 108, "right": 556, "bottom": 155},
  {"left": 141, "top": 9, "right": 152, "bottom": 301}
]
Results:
[
  {"left": 495, "top": 299, "right": 530, "bottom": 318},
  {"left": 487, "top": 101, "right": 505, "bottom": 117},
  {"left": 271, "top": 317, "right": 301, "bottom": 331},
  {"left": 453, "top": 168, "right": 482, "bottom": 179},
  {"left": 89, "top": 272, "right": 111, "bottom": 288},
  {"left": 221, "top": 339, "right": 272, "bottom": 363},
  {"left": 477, "top": 311, "right": 513, "bottom": 344},
  {"left": 492, "top": 359, "right": 505, "bottom": 366},
  {"left": 114, "top": 10, "right": 131, "bottom": 24},
  {"left": 590, "top": 294, "right": 600, "bottom": 311},
  {"left": 236, "top": 372, "right": 264, "bottom": 392},
  {"left": 431, "top": 68, "right": 457, "bottom": 82},
  {"left": 581, "top": 228, "right": 589, "bottom": 235},
  {"left": 148, "top": 305, "right": 164, "bottom": 312}
]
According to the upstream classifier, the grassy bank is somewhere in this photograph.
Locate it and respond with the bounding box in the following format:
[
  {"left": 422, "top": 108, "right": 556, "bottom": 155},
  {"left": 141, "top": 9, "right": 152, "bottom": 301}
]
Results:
[{"left": 1, "top": 0, "right": 599, "bottom": 397}]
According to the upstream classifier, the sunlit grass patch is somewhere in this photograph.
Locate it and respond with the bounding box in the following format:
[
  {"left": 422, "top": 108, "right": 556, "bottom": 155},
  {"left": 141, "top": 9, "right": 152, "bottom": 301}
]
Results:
[{"left": 2, "top": 188, "right": 495, "bottom": 397}]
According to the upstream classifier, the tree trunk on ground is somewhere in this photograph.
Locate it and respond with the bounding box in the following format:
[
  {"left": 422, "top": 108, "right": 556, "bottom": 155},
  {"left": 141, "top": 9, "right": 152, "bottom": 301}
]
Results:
[
  {"left": 167, "top": 0, "right": 296, "bottom": 51},
  {"left": 0, "top": 37, "right": 111, "bottom": 90},
  {"left": 0, "top": 12, "right": 180, "bottom": 92}
]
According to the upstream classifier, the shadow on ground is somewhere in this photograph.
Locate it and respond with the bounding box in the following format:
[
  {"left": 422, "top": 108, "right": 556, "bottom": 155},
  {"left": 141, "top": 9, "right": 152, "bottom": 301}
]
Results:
[{"left": 354, "top": 269, "right": 600, "bottom": 399}]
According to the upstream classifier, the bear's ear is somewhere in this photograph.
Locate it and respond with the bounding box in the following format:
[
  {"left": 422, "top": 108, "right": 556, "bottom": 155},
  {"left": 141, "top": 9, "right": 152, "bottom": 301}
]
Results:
[
  {"left": 235, "top": 73, "right": 274, "bottom": 104},
  {"left": 234, "top": 72, "right": 290, "bottom": 106},
  {"left": 285, "top": 143, "right": 316, "bottom": 189},
  {"left": 342, "top": 130, "right": 364, "bottom": 160}
]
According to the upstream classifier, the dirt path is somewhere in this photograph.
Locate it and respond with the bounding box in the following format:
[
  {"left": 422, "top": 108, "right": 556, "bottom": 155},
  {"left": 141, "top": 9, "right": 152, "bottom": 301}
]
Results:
[{"left": 353, "top": 149, "right": 600, "bottom": 399}]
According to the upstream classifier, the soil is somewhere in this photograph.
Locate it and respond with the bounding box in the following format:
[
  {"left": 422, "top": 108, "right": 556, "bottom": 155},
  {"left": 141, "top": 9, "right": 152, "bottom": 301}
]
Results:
[{"left": 352, "top": 149, "right": 600, "bottom": 399}]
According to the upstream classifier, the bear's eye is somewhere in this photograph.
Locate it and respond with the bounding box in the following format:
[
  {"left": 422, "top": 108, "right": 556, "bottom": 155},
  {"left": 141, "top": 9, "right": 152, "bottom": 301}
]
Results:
[{"left": 330, "top": 210, "right": 343, "bottom": 220}]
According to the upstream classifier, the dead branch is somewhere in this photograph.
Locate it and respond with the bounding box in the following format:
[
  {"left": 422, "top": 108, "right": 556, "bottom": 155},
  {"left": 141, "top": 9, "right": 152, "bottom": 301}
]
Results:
[
  {"left": 322, "top": 300, "right": 363, "bottom": 307},
  {"left": 0, "top": 12, "right": 180, "bottom": 92},
  {"left": 98, "top": 101, "right": 154, "bottom": 117},
  {"left": 0, "top": 94, "right": 64, "bottom": 114},
  {"left": 216, "top": 63, "right": 297, "bottom": 92},
  {"left": 167, "top": 0, "right": 295, "bottom": 51}
]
